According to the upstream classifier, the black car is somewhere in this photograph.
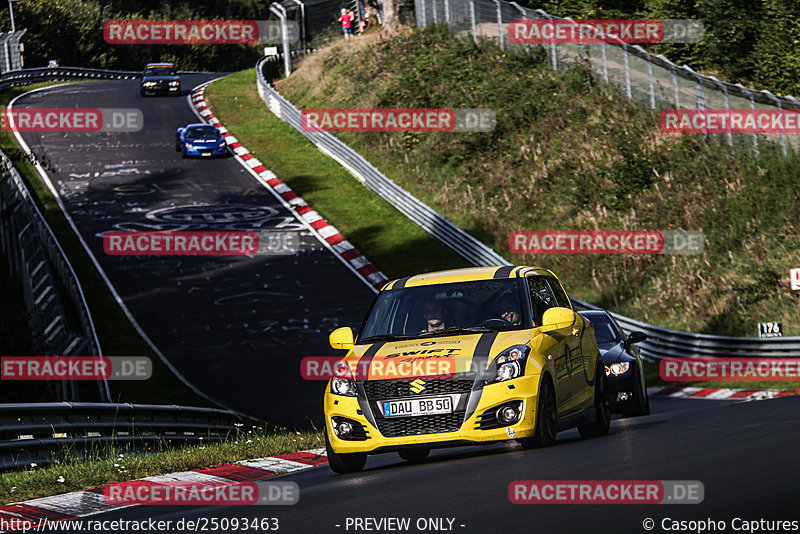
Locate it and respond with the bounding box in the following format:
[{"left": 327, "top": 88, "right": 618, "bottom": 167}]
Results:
[
  {"left": 140, "top": 63, "right": 180, "bottom": 96},
  {"left": 580, "top": 310, "right": 650, "bottom": 417}
]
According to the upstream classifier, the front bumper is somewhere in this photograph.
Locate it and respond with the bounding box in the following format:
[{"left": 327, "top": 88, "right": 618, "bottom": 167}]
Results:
[
  {"left": 141, "top": 84, "right": 180, "bottom": 95},
  {"left": 605, "top": 372, "right": 638, "bottom": 411},
  {"left": 184, "top": 144, "right": 226, "bottom": 157},
  {"left": 324, "top": 374, "right": 542, "bottom": 455}
]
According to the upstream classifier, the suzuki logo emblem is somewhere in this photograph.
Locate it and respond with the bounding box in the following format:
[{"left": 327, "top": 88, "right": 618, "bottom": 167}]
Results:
[{"left": 409, "top": 379, "right": 426, "bottom": 394}]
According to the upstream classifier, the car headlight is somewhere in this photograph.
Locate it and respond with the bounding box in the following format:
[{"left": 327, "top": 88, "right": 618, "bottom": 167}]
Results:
[
  {"left": 143, "top": 82, "right": 156, "bottom": 87},
  {"left": 482, "top": 345, "right": 529, "bottom": 385},
  {"left": 219, "top": 139, "right": 226, "bottom": 146},
  {"left": 605, "top": 362, "right": 630, "bottom": 376},
  {"left": 169, "top": 81, "right": 180, "bottom": 86},
  {"left": 330, "top": 360, "right": 357, "bottom": 397}
]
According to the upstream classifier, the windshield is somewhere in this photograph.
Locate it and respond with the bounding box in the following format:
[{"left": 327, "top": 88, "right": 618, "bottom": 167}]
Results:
[
  {"left": 185, "top": 126, "right": 219, "bottom": 139},
  {"left": 359, "top": 278, "right": 528, "bottom": 342},
  {"left": 144, "top": 66, "right": 177, "bottom": 76},
  {"left": 591, "top": 316, "right": 622, "bottom": 345}
]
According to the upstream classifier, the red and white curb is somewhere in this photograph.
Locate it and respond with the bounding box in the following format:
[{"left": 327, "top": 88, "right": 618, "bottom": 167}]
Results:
[
  {"left": 189, "top": 83, "right": 388, "bottom": 292},
  {"left": 0, "top": 449, "right": 327, "bottom": 531},
  {"left": 648, "top": 385, "right": 800, "bottom": 401}
]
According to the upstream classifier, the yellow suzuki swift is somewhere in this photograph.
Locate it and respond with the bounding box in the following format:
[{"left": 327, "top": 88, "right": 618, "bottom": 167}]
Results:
[{"left": 324, "top": 266, "right": 609, "bottom": 473}]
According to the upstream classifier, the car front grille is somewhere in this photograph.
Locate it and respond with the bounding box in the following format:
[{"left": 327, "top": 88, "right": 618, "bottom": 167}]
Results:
[
  {"left": 363, "top": 372, "right": 476, "bottom": 399},
  {"left": 374, "top": 412, "right": 465, "bottom": 438}
]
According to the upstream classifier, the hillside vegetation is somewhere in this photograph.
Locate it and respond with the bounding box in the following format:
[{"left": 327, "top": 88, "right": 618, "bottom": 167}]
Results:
[{"left": 275, "top": 26, "right": 800, "bottom": 336}]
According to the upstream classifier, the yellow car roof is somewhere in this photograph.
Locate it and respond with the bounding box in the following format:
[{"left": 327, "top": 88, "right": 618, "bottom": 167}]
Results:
[{"left": 383, "top": 265, "right": 556, "bottom": 290}]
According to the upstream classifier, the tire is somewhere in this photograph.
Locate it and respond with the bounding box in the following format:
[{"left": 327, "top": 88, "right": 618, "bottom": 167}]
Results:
[
  {"left": 518, "top": 377, "right": 557, "bottom": 449},
  {"left": 398, "top": 449, "right": 429, "bottom": 463},
  {"left": 578, "top": 364, "right": 611, "bottom": 438},
  {"left": 325, "top": 431, "right": 366, "bottom": 474},
  {"left": 630, "top": 367, "right": 650, "bottom": 417}
]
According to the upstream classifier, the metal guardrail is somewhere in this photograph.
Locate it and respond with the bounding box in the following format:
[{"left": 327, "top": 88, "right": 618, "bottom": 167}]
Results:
[
  {"left": 0, "top": 148, "right": 107, "bottom": 402},
  {"left": 0, "top": 66, "right": 141, "bottom": 90},
  {"left": 0, "top": 403, "right": 243, "bottom": 470},
  {"left": 253, "top": 57, "right": 800, "bottom": 360}
]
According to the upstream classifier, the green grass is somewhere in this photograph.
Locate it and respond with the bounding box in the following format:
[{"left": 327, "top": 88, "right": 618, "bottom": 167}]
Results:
[
  {"left": 272, "top": 26, "right": 800, "bottom": 337},
  {"left": 0, "top": 82, "right": 207, "bottom": 406},
  {"left": 0, "top": 427, "right": 324, "bottom": 505},
  {"left": 203, "top": 70, "right": 470, "bottom": 280}
]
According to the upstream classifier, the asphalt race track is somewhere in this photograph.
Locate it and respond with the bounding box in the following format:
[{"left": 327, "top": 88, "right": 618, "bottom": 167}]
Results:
[
  {"left": 58, "top": 397, "right": 800, "bottom": 533},
  {"left": 13, "top": 76, "right": 376, "bottom": 427}
]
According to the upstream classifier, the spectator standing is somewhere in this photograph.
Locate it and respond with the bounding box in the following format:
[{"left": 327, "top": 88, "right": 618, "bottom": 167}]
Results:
[{"left": 339, "top": 8, "right": 355, "bottom": 39}]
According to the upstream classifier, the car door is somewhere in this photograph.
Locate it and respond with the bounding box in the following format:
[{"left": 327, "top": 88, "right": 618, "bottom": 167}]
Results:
[
  {"left": 527, "top": 276, "right": 582, "bottom": 414},
  {"left": 545, "top": 276, "right": 591, "bottom": 409}
]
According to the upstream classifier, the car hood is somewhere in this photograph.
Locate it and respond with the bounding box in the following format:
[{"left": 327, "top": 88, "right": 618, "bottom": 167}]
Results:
[
  {"left": 142, "top": 75, "right": 179, "bottom": 82},
  {"left": 343, "top": 329, "right": 551, "bottom": 380},
  {"left": 599, "top": 342, "right": 635, "bottom": 365}
]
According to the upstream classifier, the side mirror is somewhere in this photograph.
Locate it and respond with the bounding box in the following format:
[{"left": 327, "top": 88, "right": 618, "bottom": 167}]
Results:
[
  {"left": 541, "top": 307, "right": 576, "bottom": 330},
  {"left": 329, "top": 327, "right": 355, "bottom": 350},
  {"left": 626, "top": 331, "right": 647, "bottom": 345}
]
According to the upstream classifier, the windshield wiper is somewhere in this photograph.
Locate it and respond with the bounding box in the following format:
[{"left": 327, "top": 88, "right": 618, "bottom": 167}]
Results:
[{"left": 360, "top": 334, "right": 410, "bottom": 342}]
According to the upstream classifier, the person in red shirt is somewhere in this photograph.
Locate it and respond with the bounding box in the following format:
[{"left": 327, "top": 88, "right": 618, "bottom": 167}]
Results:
[{"left": 339, "top": 8, "right": 355, "bottom": 39}]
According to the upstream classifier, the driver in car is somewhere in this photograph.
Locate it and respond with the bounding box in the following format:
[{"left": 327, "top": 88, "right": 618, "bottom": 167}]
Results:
[
  {"left": 422, "top": 300, "right": 448, "bottom": 333},
  {"left": 498, "top": 294, "right": 522, "bottom": 326}
]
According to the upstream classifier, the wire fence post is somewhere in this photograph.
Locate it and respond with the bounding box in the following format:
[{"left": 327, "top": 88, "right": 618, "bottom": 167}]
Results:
[
  {"left": 493, "top": 0, "right": 504, "bottom": 50},
  {"left": 748, "top": 91, "right": 758, "bottom": 155},
  {"left": 444, "top": 0, "right": 450, "bottom": 24},
  {"left": 646, "top": 52, "right": 655, "bottom": 109},
  {"left": 764, "top": 91, "right": 787, "bottom": 156},
  {"left": 469, "top": 0, "right": 477, "bottom": 42},
  {"left": 600, "top": 41, "right": 608, "bottom": 83},
  {"left": 432, "top": 0, "right": 438, "bottom": 24},
  {"left": 509, "top": 3, "right": 529, "bottom": 54},
  {"left": 623, "top": 42, "right": 631, "bottom": 100},
  {"left": 534, "top": 9, "right": 557, "bottom": 71}
]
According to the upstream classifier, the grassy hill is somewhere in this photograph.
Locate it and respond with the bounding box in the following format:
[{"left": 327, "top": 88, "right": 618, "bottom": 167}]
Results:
[{"left": 271, "top": 26, "right": 800, "bottom": 336}]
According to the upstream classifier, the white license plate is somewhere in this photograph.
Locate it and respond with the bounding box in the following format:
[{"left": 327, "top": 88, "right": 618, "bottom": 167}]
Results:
[
  {"left": 383, "top": 396, "right": 453, "bottom": 418},
  {"left": 201, "top": 152, "right": 211, "bottom": 157}
]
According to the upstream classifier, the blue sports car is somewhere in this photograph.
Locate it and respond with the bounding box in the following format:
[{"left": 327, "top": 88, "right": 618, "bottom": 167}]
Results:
[{"left": 175, "top": 124, "right": 227, "bottom": 158}]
